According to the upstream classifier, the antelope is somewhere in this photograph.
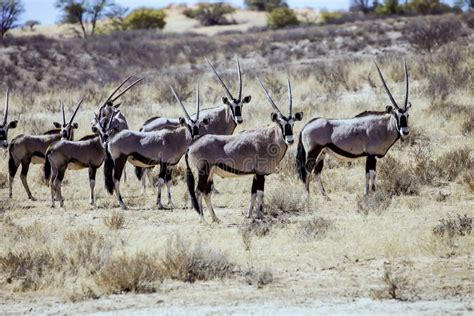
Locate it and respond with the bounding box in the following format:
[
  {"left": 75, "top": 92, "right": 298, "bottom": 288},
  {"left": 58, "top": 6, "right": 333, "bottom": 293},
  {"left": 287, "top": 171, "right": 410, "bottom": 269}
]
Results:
[
  {"left": 185, "top": 77, "right": 303, "bottom": 223},
  {"left": 104, "top": 85, "right": 209, "bottom": 210},
  {"left": 296, "top": 60, "right": 412, "bottom": 196},
  {"left": 44, "top": 111, "right": 120, "bottom": 207},
  {"left": 0, "top": 89, "right": 18, "bottom": 148},
  {"left": 8, "top": 99, "right": 83, "bottom": 200},
  {"left": 135, "top": 56, "right": 252, "bottom": 195}
]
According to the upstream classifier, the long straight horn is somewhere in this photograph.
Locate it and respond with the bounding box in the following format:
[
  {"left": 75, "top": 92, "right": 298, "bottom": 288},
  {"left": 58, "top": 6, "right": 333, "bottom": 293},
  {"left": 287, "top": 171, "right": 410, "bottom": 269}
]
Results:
[
  {"left": 256, "top": 77, "right": 282, "bottom": 115},
  {"left": 61, "top": 101, "right": 66, "bottom": 126},
  {"left": 403, "top": 59, "right": 409, "bottom": 110},
  {"left": 3, "top": 88, "right": 9, "bottom": 125},
  {"left": 100, "top": 76, "right": 133, "bottom": 108},
  {"left": 374, "top": 62, "right": 399, "bottom": 109},
  {"left": 287, "top": 78, "right": 292, "bottom": 117},
  {"left": 205, "top": 57, "right": 234, "bottom": 101},
  {"left": 235, "top": 55, "right": 242, "bottom": 101},
  {"left": 170, "top": 86, "right": 192, "bottom": 122},
  {"left": 110, "top": 77, "right": 145, "bottom": 104},
  {"left": 195, "top": 84, "right": 200, "bottom": 120},
  {"left": 68, "top": 97, "right": 84, "bottom": 125}
]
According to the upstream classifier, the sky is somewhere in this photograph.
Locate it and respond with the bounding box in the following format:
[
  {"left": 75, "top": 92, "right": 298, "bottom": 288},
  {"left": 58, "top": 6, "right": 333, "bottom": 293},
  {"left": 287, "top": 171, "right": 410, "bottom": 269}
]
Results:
[{"left": 21, "top": 0, "right": 349, "bottom": 25}]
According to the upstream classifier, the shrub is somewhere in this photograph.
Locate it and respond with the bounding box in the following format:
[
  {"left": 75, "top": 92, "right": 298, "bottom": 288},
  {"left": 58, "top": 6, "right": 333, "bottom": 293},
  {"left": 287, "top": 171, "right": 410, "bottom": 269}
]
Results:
[
  {"left": 266, "top": 181, "right": 308, "bottom": 217},
  {"left": 125, "top": 8, "right": 166, "bottom": 30},
  {"left": 404, "top": 17, "right": 462, "bottom": 52},
  {"left": 378, "top": 156, "right": 420, "bottom": 196},
  {"left": 375, "top": 0, "right": 403, "bottom": 16},
  {"left": 404, "top": 0, "right": 457, "bottom": 15},
  {"left": 298, "top": 217, "right": 332, "bottom": 241},
  {"left": 104, "top": 212, "right": 126, "bottom": 230},
  {"left": 240, "top": 219, "right": 272, "bottom": 239},
  {"left": 434, "top": 147, "right": 472, "bottom": 182},
  {"left": 0, "top": 171, "right": 7, "bottom": 189},
  {"left": 433, "top": 214, "right": 472, "bottom": 239},
  {"left": 463, "top": 12, "right": 474, "bottom": 29},
  {"left": 356, "top": 192, "right": 392, "bottom": 215},
  {"left": 245, "top": 0, "right": 287, "bottom": 11},
  {"left": 183, "top": 3, "right": 235, "bottom": 26},
  {"left": 267, "top": 7, "right": 299, "bottom": 30}
]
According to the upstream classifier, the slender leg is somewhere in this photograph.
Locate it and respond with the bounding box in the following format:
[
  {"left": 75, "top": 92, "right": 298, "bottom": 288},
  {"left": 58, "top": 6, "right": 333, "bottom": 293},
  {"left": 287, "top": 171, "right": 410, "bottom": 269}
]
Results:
[
  {"left": 204, "top": 193, "right": 220, "bottom": 223},
  {"left": 8, "top": 157, "right": 19, "bottom": 199},
  {"left": 123, "top": 165, "right": 127, "bottom": 183},
  {"left": 165, "top": 168, "right": 174, "bottom": 208},
  {"left": 247, "top": 175, "right": 258, "bottom": 218},
  {"left": 50, "top": 167, "right": 58, "bottom": 208},
  {"left": 155, "top": 163, "right": 167, "bottom": 210},
  {"left": 255, "top": 175, "right": 265, "bottom": 219},
  {"left": 196, "top": 163, "right": 211, "bottom": 221},
  {"left": 57, "top": 167, "right": 66, "bottom": 207},
  {"left": 147, "top": 168, "right": 154, "bottom": 189},
  {"left": 20, "top": 159, "right": 35, "bottom": 201},
  {"left": 113, "top": 155, "right": 128, "bottom": 209},
  {"left": 305, "top": 146, "right": 324, "bottom": 195},
  {"left": 365, "top": 156, "right": 376, "bottom": 195},
  {"left": 315, "top": 152, "right": 328, "bottom": 198},
  {"left": 140, "top": 168, "right": 147, "bottom": 195},
  {"left": 89, "top": 167, "right": 97, "bottom": 206}
]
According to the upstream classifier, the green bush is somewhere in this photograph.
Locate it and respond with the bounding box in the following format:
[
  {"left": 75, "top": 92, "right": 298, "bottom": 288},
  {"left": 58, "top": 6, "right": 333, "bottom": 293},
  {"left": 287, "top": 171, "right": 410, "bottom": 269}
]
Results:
[
  {"left": 183, "top": 3, "right": 235, "bottom": 26},
  {"left": 125, "top": 8, "right": 166, "bottom": 30},
  {"left": 375, "top": 0, "right": 403, "bottom": 16},
  {"left": 320, "top": 11, "right": 344, "bottom": 24},
  {"left": 245, "top": 0, "right": 288, "bottom": 12},
  {"left": 404, "top": 0, "right": 457, "bottom": 15},
  {"left": 267, "top": 7, "right": 299, "bottom": 29}
]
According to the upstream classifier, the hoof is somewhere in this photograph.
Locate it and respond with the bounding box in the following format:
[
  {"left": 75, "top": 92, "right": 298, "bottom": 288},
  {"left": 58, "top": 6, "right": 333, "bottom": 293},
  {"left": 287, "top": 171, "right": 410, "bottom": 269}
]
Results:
[
  {"left": 29, "top": 196, "right": 37, "bottom": 201},
  {"left": 156, "top": 203, "right": 165, "bottom": 210}
]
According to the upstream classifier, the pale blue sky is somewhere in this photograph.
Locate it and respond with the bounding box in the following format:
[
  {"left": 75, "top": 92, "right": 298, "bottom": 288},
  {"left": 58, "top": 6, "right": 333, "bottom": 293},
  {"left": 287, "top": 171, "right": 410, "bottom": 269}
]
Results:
[{"left": 21, "top": 0, "right": 349, "bottom": 25}]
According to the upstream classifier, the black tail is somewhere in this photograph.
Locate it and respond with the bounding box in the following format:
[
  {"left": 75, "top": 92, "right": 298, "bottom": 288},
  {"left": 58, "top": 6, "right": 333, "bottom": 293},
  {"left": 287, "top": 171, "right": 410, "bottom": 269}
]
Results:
[
  {"left": 8, "top": 150, "right": 17, "bottom": 179},
  {"left": 104, "top": 149, "right": 115, "bottom": 195},
  {"left": 185, "top": 152, "right": 201, "bottom": 215},
  {"left": 296, "top": 131, "right": 307, "bottom": 184},
  {"left": 44, "top": 149, "right": 52, "bottom": 181},
  {"left": 134, "top": 166, "right": 143, "bottom": 181}
]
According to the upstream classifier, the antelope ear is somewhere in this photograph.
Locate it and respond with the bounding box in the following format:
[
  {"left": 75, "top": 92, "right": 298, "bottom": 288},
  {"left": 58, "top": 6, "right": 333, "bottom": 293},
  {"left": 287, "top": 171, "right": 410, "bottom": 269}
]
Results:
[
  {"left": 72, "top": 123, "right": 79, "bottom": 129},
  {"left": 271, "top": 112, "right": 278, "bottom": 122},
  {"left": 294, "top": 112, "right": 303, "bottom": 121},
  {"left": 53, "top": 122, "right": 62, "bottom": 128},
  {"left": 406, "top": 102, "right": 412, "bottom": 110},
  {"left": 8, "top": 120, "right": 18, "bottom": 129},
  {"left": 179, "top": 117, "right": 186, "bottom": 125},
  {"left": 222, "top": 97, "right": 229, "bottom": 105},
  {"left": 243, "top": 95, "right": 251, "bottom": 104},
  {"left": 202, "top": 118, "right": 209, "bottom": 125},
  {"left": 113, "top": 102, "right": 122, "bottom": 108},
  {"left": 386, "top": 105, "right": 393, "bottom": 113}
]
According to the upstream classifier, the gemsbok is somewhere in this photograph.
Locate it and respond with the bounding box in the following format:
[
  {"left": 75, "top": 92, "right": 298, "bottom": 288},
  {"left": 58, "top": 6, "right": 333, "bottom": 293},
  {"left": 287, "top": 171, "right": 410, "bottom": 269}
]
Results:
[
  {"left": 185, "top": 77, "right": 303, "bottom": 222},
  {"left": 135, "top": 56, "right": 252, "bottom": 194},
  {"left": 296, "top": 60, "right": 412, "bottom": 196},
  {"left": 0, "top": 89, "right": 18, "bottom": 148},
  {"left": 104, "top": 85, "right": 209, "bottom": 210},
  {"left": 8, "top": 99, "right": 83, "bottom": 200},
  {"left": 45, "top": 111, "right": 120, "bottom": 207}
]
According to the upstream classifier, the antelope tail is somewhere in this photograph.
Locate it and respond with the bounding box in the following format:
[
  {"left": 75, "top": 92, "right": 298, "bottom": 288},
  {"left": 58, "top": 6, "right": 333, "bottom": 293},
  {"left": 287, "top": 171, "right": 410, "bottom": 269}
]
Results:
[
  {"left": 44, "top": 149, "right": 52, "bottom": 182},
  {"left": 134, "top": 166, "right": 143, "bottom": 181},
  {"left": 185, "top": 152, "right": 201, "bottom": 215},
  {"left": 296, "top": 131, "right": 307, "bottom": 184},
  {"left": 104, "top": 149, "right": 115, "bottom": 195},
  {"left": 8, "top": 149, "right": 17, "bottom": 178}
]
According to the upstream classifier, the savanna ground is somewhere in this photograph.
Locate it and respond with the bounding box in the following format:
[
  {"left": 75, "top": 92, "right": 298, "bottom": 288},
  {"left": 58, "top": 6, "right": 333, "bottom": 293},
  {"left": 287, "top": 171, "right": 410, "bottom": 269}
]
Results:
[{"left": 0, "top": 8, "right": 473, "bottom": 314}]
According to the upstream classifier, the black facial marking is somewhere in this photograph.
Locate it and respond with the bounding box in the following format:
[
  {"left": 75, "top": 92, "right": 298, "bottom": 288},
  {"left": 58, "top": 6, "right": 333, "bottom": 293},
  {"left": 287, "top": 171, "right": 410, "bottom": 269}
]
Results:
[
  {"left": 284, "top": 123, "right": 293, "bottom": 136},
  {"left": 234, "top": 105, "right": 241, "bottom": 117},
  {"left": 399, "top": 115, "right": 407, "bottom": 128},
  {"left": 0, "top": 130, "right": 6, "bottom": 141}
]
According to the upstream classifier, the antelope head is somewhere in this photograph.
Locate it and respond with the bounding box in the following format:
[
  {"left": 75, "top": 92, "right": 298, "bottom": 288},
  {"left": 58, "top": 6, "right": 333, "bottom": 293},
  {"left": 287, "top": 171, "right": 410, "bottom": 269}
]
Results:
[
  {"left": 206, "top": 56, "right": 251, "bottom": 125},
  {"left": 375, "top": 60, "right": 411, "bottom": 138},
  {"left": 92, "top": 110, "right": 121, "bottom": 147},
  {"left": 257, "top": 77, "right": 303, "bottom": 145},
  {"left": 0, "top": 88, "right": 18, "bottom": 148},
  {"left": 91, "top": 76, "right": 144, "bottom": 127},
  {"left": 171, "top": 84, "right": 209, "bottom": 139},
  {"left": 53, "top": 98, "right": 83, "bottom": 140}
]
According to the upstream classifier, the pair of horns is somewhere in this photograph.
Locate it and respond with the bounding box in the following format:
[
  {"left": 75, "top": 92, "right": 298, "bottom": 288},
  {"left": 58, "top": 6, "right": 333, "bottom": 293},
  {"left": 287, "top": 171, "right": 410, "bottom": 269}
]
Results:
[
  {"left": 170, "top": 85, "right": 200, "bottom": 122},
  {"left": 206, "top": 56, "right": 242, "bottom": 102},
  {"left": 3, "top": 88, "right": 9, "bottom": 126},
  {"left": 60, "top": 97, "right": 84, "bottom": 126},
  {"left": 94, "top": 109, "right": 119, "bottom": 130},
  {"left": 375, "top": 59, "right": 409, "bottom": 110},
  {"left": 99, "top": 76, "right": 144, "bottom": 110},
  {"left": 257, "top": 77, "right": 293, "bottom": 117}
]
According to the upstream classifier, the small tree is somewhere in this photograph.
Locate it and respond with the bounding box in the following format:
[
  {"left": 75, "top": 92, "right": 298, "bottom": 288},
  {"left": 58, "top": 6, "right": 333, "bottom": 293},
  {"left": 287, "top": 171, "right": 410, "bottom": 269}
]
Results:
[
  {"left": 24, "top": 20, "right": 39, "bottom": 31},
  {"left": 404, "top": 0, "right": 457, "bottom": 15},
  {"left": 375, "top": 0, "right": 402, "bottom": 15},
  {"left": 56, "top": 0, "right": 114, "bottom": 38},
  {"left": 0, "top": 0, "right": 24, "bottom": 38},
  {"left": 350, "top": 0, "right": 372, "bottom": 14},
  {"left": 404, "top": 17, "right": 462, "bottom": 52},
  {"left": 183, "top": 3, "right": 235, "bottom": 26},
  {"left": 125, "top": 8, "right": 166, "bottom": 30},
  {"left": 106, "top": 4, "right": 128, "bottom": 31},
  {"left": 267, "top": 7, "right": 299, "bottom": 29},
  {"left": 244, "top": 0, "right": 288, "bottom": 11}
]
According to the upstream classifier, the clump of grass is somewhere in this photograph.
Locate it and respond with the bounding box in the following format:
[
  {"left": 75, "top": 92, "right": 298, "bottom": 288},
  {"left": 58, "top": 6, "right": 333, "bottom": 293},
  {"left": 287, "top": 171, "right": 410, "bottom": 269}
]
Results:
[
  {"left": 378, "top": 156, "right": 419, "bottom": 196},
  {"left": 0, "top": 172, "right": 7, "bottom": 189},
  {"left": 382, "top": 264, "right": 407, "bottom": 300},
  {"left": 356, "top": 192, "right": 392, "bottom": 215},
  {"left": 96, "top": 253, "right": 161, "bottom": 294},
  {"left": 266, "top": 182, "right": 309, "bottom": 218},
  {"left": 240, "top": 219, "right": 272, "bottom": 239},
  {"left": 461, "top": 114, "right": 474, "bottom": 135},
  {"left": 433, "top": 214, "right": 472, "bottom": 239},
  {"left": 244, "top": 267, "right": 274, "bottom": 289},
  {"left": 159, "top": 235, "right": 234, "bottom": 283},
  {"left": 434, "top": 148, "right": 472, "bottom": 182},
  {"left": 298, "top": 217, "right": 332, "bottom": 241},
  {"left": 104, "top": 212, "right": 126, "bottom": 230},
  {"left": 463, "top": 170, "right": 474, "bottom": 192}
]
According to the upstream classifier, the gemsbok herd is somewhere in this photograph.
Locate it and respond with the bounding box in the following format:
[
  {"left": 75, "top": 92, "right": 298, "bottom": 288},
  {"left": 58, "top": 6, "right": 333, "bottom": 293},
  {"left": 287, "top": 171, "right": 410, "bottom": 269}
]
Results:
[{"left": 1, "top": 57, "right": 412, "bottom": 223}]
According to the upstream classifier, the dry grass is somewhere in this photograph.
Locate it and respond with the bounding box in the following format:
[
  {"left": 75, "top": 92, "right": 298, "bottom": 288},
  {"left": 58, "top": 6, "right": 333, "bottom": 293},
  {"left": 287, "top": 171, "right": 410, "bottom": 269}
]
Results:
[
  {"left": 378, "top": 156, "right": 420, "bottom": 196},
  {"left": 103, "top": 212, "right": 126, "bottom": 230},
  {"left": 298, "top": 217, "right": 333, "bottom": 241}
]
